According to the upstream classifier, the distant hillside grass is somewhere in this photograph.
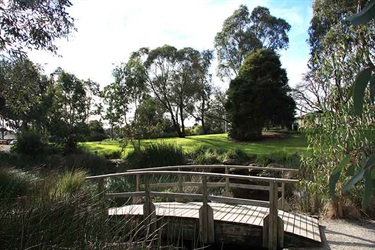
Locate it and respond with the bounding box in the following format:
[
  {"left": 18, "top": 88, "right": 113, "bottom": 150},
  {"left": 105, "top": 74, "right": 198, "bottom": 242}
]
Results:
[{"left": 81, "top": 132, "right": 308, "bottom": 157}]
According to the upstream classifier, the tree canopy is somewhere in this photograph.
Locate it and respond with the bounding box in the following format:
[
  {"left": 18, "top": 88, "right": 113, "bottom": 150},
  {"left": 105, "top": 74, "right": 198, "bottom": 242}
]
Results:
[
  {"left": 0, "top": 0, "right": 75, "bottom": 57},
  {"left": 0, "top": 58, "right": 52, "bottom": 131},
  {"left": 214, "top": 5, "right": 291, "bottom": 79}
]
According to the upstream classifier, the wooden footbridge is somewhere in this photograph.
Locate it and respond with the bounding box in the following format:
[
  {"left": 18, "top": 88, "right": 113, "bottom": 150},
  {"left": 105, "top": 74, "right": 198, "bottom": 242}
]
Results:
[{"left": 86, "top": 165, "right": 321, "bottom": 249}]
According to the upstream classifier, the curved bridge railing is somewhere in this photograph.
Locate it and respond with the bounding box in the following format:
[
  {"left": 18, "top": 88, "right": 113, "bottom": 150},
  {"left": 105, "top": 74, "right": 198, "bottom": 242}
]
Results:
[{"left": 86, "top": 165, "right": 299, "bottom": 250}]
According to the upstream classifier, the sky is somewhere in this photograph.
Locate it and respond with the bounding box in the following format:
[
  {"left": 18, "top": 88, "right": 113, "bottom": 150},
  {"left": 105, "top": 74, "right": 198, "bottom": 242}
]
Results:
[{"left": 28, "top": 0, "right": 313, "bottom": 90}]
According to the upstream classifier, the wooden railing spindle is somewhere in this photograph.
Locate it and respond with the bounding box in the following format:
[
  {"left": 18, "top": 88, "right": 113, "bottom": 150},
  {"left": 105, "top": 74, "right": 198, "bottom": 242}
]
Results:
[
  {"left": 225, "top": 166, "right": 230, "bottom": 196},
  {"left": 176, "top": 167, "right": 184, "bottom": 202},
  {"left": 133, "top": 174, "right": 140, "bottom": 204}
]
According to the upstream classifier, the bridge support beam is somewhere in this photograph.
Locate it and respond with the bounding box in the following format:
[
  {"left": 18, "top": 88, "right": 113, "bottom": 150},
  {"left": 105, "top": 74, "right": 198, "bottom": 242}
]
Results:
[
  {"left": 263, "top": 181, "right": 284, "bottom": 250},
  {"left": 199, "top": 176, "right": 214, "bottom": 244}
]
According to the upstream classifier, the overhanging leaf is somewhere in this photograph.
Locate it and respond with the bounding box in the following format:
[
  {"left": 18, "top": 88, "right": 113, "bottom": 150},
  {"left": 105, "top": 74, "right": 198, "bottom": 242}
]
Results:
[
  {"left": 362, "top": 170, "right": 373, "bottom": 210},
  {"left": 370, "top": 75, "right": 375, "bottom": 104},
  {"left": 342, "top": 169, "right": 365, "bottom": 193},
  {"left": 329, "top": 155, "right": 351, "bottom": 199},
  {"left": 333, "top": 155, "right": 351, "bottom": 175},
  {"left": 353, "top": 68, "right": 372, "bottom": 116},
  {"left": 329, "top": 172, "right": 341, "bottom": 200},
  {"left": 363, "top": 154, "right": 375, "bottom": 170},
  {"left": 372, "top": 167, "right": 375, "bottom": 179},
  {"left": 347, "top": 0, "right": 375, "bottom": 25}
]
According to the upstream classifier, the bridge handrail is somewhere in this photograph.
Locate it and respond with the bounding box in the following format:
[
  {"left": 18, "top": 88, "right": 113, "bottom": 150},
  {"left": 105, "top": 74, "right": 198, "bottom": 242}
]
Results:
[
  {"left": 106, "top": 191, "right": 270, "bottom": 207},
  {"left": 86, "top": 170, "right": 299, "bottom": 184},
  {"left": 127, "top": 164, "right": 299, "bottom": 173}
]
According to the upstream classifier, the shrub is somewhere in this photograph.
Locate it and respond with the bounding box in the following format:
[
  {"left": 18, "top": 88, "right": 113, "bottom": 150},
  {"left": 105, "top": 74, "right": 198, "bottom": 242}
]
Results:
[
  {"left": 102, "top": 150, "right": 122, "bottom": 159},
  {"left": 12, "top": 130, "right": 46, "bottom": 155}
]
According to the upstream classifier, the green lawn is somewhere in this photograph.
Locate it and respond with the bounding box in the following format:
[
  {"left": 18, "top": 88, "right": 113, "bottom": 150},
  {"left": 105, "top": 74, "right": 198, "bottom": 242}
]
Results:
[{"left": 81, "top": 132, "right": 308, "bottom": 157}]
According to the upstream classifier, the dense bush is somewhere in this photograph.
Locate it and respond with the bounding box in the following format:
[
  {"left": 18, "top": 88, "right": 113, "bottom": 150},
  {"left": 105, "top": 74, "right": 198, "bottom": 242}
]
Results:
[{"left": 0, "top": 167, "right": 35, "bottom": 201}]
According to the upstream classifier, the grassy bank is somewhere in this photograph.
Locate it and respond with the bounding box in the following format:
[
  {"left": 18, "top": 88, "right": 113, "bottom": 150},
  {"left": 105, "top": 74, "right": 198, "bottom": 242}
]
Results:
[{"left": 81, "top": 132, "right": 307, "bottom": 158}]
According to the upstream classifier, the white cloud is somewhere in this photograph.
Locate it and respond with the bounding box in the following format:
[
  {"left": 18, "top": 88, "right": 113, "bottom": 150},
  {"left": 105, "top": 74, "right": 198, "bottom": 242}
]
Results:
[{"left": 28, "top": 0, "right": 312, "bottom": 89}]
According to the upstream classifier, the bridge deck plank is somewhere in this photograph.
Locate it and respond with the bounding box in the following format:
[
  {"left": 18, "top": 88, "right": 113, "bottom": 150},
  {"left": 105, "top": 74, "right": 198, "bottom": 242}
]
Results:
[{"left": 109, "top": 202, "right": 321, "bottom": 243}]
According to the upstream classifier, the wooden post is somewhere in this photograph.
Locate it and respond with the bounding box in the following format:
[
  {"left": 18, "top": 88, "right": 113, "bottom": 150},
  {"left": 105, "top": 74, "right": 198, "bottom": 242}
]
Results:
[
  {"left": 133, "top": 174, "right": 140, "bottom": 204},
  {"left": 225, "top": 166, "right": 230, "bottom": 196},
  {"left": 98, "top": 177, "right": 105, "bottom": 200},
  {"left": 199, "top": 176, "right": 214, "bottom": 243},
  {"left": 281, "top": 182, "right": 285, "bottom": 210},
  {"left": 263, "top": 181, "right": 284, "bottom": 250},
  {"left": 143, "top": 178, "right": 156, "bottom": 233},
  {"left": 269, "top": 181, "right": 278, "bottom": 250}
]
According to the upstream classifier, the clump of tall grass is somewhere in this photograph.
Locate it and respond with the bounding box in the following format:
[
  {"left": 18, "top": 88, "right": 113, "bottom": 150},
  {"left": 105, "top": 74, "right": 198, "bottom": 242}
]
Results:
[
  {"left": 42, "top": 152, "right": 114, "bottom": 175},
  {"left": 256, "top": 151, "right": 301, "bottom": 169},
  {"left": 224, "top": 148, "right": 256, "bottom": 163},
  {"left": 187, "top": 145, "right": 226, "bottom": 164},
  {"left": 0, "top": 168, "right": 166, "bottom": 249},
  {"left": 53, "top": 170, "right": 88, "bottom": 199},
  {"left": 125, "top": 143, "right": 185, "bottom": 170},
  {"left": 0, "top": 167, "right": 36, "bottom": 201}
]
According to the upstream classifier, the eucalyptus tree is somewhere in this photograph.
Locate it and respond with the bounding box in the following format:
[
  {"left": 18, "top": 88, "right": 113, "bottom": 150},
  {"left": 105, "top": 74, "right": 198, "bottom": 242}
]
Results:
[
  {"left": 214, "top": 5, "right": 290, "bottom": 79},
  {"left": 0, "top": 58, "right": 53, "bottom": 131},
  {"left": 113, "top": 50, "right": 148, "bottom": 122},
  {"left": 292, "top": 72, "right": 330, "bottom": 114},
  {"left": 171, "top": 47, "right": 208, "bottom": 136},
  {"left": 106, "top": 49, "right": 149, "bottom": 148},
  {"left": 143, "top": 45, "right": 182, "bottom": 136},
  {"left": 133, "top": 95, "right": 169, "bottom": 138},
  {"left": 101, "top": 83, "right": 121, "bottom": 140},
  {"left": 48, "top": 70, "right": 98, "bottom": 151},
  {"left": 144, "top": 45, "right": 210, "bottom": 137},
  {"left": 113, "top": 45, "right": 214, "bottom": 138},
  {"left": 205, "top": 88, "right": 228, "bottom": 133},
  {"left": 300, "top": 0, "right": 375, "bottom": 215},
  {"left": 0, "top": 0, "right": 75, "bottom": 57},
  {"left": 188, "top": 49, "right": 214, "bottom": 134}
]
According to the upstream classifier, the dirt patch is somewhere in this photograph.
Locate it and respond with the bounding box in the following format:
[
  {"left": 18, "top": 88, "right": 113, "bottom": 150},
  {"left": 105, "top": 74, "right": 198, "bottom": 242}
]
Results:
[{"left": 261, "top": 131, "right": 291, "bottom": 140}]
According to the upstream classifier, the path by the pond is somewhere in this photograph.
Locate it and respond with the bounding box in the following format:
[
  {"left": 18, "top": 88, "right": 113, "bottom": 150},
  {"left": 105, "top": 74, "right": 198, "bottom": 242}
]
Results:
[{"left": 287, "top": 219, "right": 375, "bottom": 249}]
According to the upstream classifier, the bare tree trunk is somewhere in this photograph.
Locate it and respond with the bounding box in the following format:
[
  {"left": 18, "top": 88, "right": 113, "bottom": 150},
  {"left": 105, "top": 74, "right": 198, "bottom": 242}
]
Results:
[{"left": 179, "top": 104, "right": 185, "bottom": 138}]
